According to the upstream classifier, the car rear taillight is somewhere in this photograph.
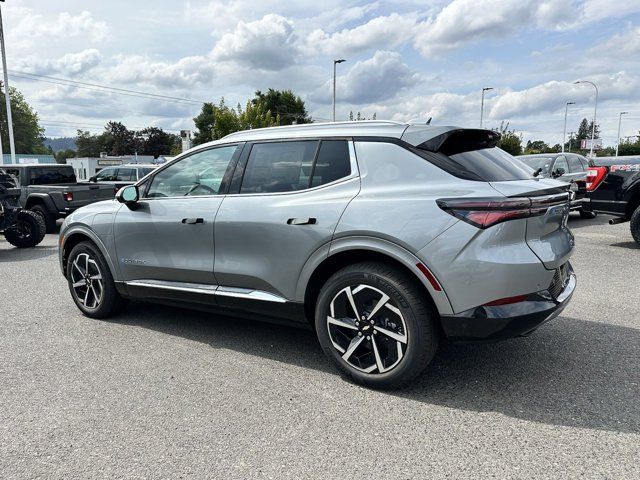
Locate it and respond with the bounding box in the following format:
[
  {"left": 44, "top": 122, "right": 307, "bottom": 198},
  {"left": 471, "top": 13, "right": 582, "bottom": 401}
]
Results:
[
  {"left": 63, "top": 191, "right": 73, "bottom": 202},
  {"left": 437, "top": 193, "right": 570, "bottom": 229},
  {"left": 586, "top": 166, "right": 607, "bottom": 191}
]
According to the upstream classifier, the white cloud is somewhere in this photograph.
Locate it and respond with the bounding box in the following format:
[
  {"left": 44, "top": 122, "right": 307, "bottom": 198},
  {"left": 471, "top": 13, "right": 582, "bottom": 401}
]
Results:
[
  {"left": 589, "top": 27, "right": 640, "bottom": 58},
  {"left": 107, "top": 54, "right": 216, "bottom": 88},
  {"left": 16, "top": 10, "right": 108, "bottom": 41},
  {"left": 488, "top": 73, "right": 640, "bottom": 120},
  {"left": 312, "top": 51, "right": 421, "bottom": 104},
  {"left": 210, "top": 14, "right": 300, "bottom": 70},
  {"left": 307, "top": 13, "right": 417, "bottom": 56},
  {"left": 16, "top": 49, "right": 102, "bottom": 76},
  {"left": 412, "top": 0, "right": 640, "bottom": 58}
]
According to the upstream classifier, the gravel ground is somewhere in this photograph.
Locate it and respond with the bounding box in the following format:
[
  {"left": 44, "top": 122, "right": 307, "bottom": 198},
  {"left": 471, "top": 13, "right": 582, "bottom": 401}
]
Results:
[{"left": 1, "top": 213, "right": 638, "bottom": 479}]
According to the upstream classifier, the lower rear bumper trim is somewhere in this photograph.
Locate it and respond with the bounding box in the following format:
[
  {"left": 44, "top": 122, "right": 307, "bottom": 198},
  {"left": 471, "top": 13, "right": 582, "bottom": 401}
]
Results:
[{"left": 440, "top": 265, "right": 576, "bottom": 342}]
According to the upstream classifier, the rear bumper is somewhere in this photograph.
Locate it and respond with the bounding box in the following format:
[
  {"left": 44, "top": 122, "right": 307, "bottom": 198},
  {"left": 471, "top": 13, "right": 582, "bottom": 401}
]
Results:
[{"left": 440, "top": 263, "right": 576, "bottom": 342}]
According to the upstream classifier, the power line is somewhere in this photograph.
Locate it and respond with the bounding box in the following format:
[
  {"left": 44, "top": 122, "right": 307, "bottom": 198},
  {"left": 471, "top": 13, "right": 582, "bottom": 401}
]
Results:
[{"left": 8, "top": 69, "right": 206, "bottom": 105}]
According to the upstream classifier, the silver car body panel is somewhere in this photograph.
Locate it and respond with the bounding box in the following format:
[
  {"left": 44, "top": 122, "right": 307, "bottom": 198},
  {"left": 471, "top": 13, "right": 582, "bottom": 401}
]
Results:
[{"left": 59, "top": 121, "right": 574, "bottom": 322}]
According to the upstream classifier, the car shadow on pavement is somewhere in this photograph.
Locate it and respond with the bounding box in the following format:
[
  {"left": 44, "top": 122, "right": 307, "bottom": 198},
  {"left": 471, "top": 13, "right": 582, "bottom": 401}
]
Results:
[
  {"left": 0, "top": 244, "right": 58, "bottom": 262},
  {"left": 115, "top": 303, "right": 639, "bottom": 435},
  {"left": 567, "top": 213, "right": 611, "bottom": 230},
  {"left": 610, "top": 241, "right": 639, "bottom": 249}
]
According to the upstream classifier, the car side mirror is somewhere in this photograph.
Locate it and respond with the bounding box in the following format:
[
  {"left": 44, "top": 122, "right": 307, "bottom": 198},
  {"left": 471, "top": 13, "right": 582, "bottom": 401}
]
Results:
[
  {"left": 89, "top": 176, "right": 97, "bottom": 182},
  {"left": 116, "top": 185, "right": 139, "bottom": 204},
  {"left": 554, "top": 168, "right": 565, "bottom": 177}
]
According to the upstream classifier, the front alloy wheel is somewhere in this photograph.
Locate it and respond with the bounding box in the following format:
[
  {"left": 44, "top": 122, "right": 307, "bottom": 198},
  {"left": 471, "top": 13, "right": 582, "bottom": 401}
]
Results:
[
  {"left": 70, "top": 252, "right": 104, "bottom": 310},
  {"left": 327, "top": 284, "right": 408, "bottom": 374},
  {"left": 66, "top": 241, "right": 127, "bottom": 318}
]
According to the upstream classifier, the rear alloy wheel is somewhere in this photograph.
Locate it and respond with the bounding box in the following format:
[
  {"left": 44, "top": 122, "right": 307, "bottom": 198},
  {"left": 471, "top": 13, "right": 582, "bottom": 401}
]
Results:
[
  {"left": 327, "top": 284, "right": 408, "bottom": 374},
  {"left": 315, "top": 262, "right": 439, "bottom": 389},
  {"left": 67, "top": 241, "right": 126, "bottom": 318}
]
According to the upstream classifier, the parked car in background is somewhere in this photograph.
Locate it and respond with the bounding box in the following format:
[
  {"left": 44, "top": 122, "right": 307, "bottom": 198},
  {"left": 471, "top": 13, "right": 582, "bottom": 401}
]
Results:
[
  {"left": 2, "top": 164, "right": 114, "bottom": 233},
  {"left": 584, "top": 156, "right": 640, "bottom": 245},
  {"left": 59, "top": 122, "right": 576, "bottom": 388},
  {"left": 88, "top": 164, "right": 158, "bottom": 193},
  {"left": 517, "top": 153, "right": 595, "bottom": 218}
]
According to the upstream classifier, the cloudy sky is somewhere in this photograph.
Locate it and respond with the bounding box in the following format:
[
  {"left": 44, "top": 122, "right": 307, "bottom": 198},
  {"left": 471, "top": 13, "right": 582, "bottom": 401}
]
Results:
[{"left": 4, "top": 0, "right": 640, "bottom": 146}]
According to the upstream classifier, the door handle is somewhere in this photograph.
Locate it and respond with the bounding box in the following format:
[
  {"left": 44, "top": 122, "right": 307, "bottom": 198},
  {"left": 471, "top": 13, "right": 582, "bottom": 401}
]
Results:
[
  {"left": 182, "top": 217, "right": 204, "bottom": 224},
  {"left": 287, "top": 217, "right": 316, "bottom": 225}
]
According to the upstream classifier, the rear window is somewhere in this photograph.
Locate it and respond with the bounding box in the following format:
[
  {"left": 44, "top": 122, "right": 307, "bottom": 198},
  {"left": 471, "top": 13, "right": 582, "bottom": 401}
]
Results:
[
  {"left": 417, "top": 147, "right": 533, "bottom": 182},
  {"left": 28, "top": 167, "right": 76, "bottom": 185}
]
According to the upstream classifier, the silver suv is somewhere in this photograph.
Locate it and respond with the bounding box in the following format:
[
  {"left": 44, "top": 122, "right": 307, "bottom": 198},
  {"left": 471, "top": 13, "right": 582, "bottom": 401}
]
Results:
[{"left": 59, "top": 121, "right": 576, "bottom": 388}]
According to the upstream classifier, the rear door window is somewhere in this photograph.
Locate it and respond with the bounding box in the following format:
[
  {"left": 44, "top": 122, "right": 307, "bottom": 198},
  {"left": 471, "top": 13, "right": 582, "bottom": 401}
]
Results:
[
  {"left": 310, "top": 140, "right": 351, "bottom": 188},
  {"left": 240, "top": 141, "right": 317, "bottom": 194},
  {"left": 567, "top": 155, "right": 584, "bottom": 172},
  {"left": 116, "top": 168, "right": 135, "bottom": 181}
]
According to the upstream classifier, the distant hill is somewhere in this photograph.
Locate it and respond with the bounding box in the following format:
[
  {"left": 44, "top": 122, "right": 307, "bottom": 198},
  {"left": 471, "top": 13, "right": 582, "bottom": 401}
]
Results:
[{"left": 43, "top": 137, "right": 76, "bottom": 152}]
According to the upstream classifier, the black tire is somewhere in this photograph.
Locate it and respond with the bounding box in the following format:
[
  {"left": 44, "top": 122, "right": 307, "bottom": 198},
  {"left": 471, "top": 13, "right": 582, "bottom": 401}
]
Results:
[
  {"left": 315, "top": 261, "right": 439, "bottom": 389},
  {"left": 66, "top": 241, "right": 127, "bottom": 318},
  {"left": 3, "top": 210, "right": 46, "bottom": 248},
  {"left": 630, "top": 205, "right": 640, "bottom": 246},
  {"left": 579, "top": 209, "right": 597, "bottom": 219},
  {"left": 30, "top": 204, "right": 57, "bottom": 233}
]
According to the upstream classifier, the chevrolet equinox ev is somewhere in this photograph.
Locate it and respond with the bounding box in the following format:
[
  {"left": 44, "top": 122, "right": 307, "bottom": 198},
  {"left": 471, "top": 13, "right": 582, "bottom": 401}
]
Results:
[{"left": 59, "top": 121, "right": 576, "bottom": 388}]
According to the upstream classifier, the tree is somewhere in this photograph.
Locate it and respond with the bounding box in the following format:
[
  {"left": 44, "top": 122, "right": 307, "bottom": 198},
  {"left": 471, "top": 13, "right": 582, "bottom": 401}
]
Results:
[
  {"left": 348, "top": 111, "right": 377, "bottom": 121},
  {"left": 252, "top": 89, "right": 311, "bottom": 125},
  {"left": 75, "top": 130, "right": 103, "bottom": 157},
  {"left": 103, "top": 121, "right": 135, "bottom": 156},
  {"left": 570, "top": 117, "right": 601, "bottom": 153},
  {"left": 192, "top": 102, "right": 217, "bottom": 146},
  {"left": 494, "top": 122, "right": 522, "bottom": 156},
  {"left": 525, "top": 140, "right": 551, "bottom": 154},
  {"left": 135, "top": 127, "right": 179, "bottom": 156},
  {"left": 0, "top": 85, "right": 48, "bottom": 154},
  {"left": 193, "top": 97, "right": 280, "bottom": 145},
  {"left": 54, "top": 148, "right": 77, "bottom": 164}
]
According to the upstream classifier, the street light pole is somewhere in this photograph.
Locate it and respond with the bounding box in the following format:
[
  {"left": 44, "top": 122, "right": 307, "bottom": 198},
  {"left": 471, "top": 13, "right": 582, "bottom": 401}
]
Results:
[
  {"left": 0, "top": 1, "right": 16, "bottom": 165},
  {"left": 480, "top": 87, "right": 493, "bottom": 128},
  {"left": 332, "top": 59, "right": 346, "bottom": 122},
  {"left": 574, "top": 80, "right": 598, "bottom": 158},
  {"left": 562, "top": 101, "right": 575, "bottom": 153},
  {"left": 615, "top": 111, "right": 628, "bottom": 157}
]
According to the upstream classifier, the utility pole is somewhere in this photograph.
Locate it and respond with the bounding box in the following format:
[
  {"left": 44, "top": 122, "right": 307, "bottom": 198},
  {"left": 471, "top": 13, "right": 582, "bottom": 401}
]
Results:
[
  {"left": 562, "top": 101, "right": 574, "bottom": 153},
  {"left": 480, "top": 87, "right": 493, "bottom": 128},
  {"left": 574, "top": 80, "right": 598, "bottom": 158},
  {"left": 615, "top": 111, "right": 628, "bottom": 157},
  {"left": 0, "top": 0, "right": 16, "bottom": 164},
  {"left": 332, "top": 59, "right": 346, "bottom": 122}
]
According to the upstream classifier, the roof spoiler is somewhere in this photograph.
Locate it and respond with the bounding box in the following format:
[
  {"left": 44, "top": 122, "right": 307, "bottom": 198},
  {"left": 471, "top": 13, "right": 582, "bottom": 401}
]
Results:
[{"left": 413, "top": 129, "right": 501, "bottom": 156}]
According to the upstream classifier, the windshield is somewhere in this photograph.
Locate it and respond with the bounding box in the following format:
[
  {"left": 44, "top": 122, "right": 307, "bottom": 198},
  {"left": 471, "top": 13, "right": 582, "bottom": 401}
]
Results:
[{"left": 517, "top": 156, "right": 554, "bottom": 174}]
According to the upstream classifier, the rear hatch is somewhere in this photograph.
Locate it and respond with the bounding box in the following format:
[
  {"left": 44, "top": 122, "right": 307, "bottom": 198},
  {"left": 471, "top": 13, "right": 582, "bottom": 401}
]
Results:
[{"left": 490, "top": 179, "right": 573, "bottom": 270}]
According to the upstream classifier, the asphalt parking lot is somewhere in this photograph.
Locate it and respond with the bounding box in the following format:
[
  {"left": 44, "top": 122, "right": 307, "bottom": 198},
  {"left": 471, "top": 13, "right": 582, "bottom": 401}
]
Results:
[{"left": 1, "top": 214, "right": 639, "bottom": 478}]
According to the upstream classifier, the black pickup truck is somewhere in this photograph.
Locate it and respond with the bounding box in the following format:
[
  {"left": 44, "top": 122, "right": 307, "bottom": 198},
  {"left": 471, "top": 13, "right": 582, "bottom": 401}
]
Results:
[
  {"left": 2, "top": 164, "right": 114, "bottom": 233},
  {"left": 584, "top": 156, "right": 640, "bottom": 244}
]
